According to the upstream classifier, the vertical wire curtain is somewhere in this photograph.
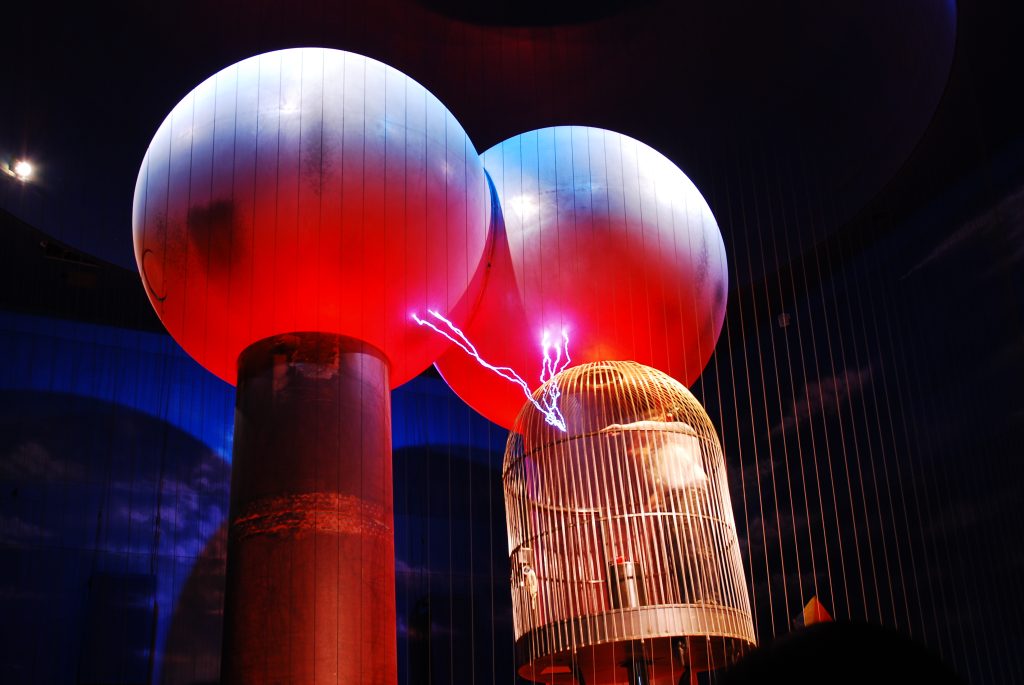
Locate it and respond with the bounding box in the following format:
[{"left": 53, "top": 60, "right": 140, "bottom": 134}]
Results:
[{"left": 1, "top": 5, "right": 1022, "bottom": 685}]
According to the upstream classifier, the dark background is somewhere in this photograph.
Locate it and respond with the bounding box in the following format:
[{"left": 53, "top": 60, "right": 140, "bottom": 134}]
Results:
[{"left": 1, "top": 1, "right": 1023, "bottom": 683}]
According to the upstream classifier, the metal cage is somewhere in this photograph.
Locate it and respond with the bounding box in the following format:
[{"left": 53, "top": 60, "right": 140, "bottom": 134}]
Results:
[{"left": 503, "top": 361, "right": 755, "bottom": 684}]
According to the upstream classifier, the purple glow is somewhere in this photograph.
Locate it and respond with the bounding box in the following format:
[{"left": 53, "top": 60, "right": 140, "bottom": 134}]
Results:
[{"left": 413, "top": 310, "right": 569, "bottom": 431}]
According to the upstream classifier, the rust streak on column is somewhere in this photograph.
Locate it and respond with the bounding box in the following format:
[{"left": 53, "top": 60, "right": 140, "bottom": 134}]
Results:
[{"left": 222, "top": 332, "right": 396, "bottom": 685}]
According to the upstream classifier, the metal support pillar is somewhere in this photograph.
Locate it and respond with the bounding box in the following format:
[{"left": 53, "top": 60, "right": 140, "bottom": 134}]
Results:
[{"left": 221, "top": 333, "right": 395, "bottom": 685}]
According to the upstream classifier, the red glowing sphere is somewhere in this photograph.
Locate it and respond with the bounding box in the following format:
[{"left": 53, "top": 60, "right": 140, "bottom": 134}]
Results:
[
  {"left": 435, "top": 127, "right": 728, "bottom": 429},
  {"left": 132, "top": 48, "right": 490, "bottom": 387}
]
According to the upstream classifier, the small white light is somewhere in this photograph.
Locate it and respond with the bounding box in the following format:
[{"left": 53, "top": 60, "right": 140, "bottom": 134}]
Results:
[
  {"left": 12, "top": 160, "right": 33, "bottom": 181},
  {"left": 508, "top": 194, "right": 539, "bottom": 220}
]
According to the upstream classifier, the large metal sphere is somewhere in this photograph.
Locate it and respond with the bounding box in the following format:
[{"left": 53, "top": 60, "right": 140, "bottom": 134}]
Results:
[
  {"left": 132, "top": 47, "right": 490, "bottom": 387},
  {"left": 436, "top": 126, "right": 727, "bottom": 429}
]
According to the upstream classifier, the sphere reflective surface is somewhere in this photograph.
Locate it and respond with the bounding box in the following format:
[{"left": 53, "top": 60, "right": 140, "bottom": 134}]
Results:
[
  {"left": 133, "top": 47, "right": 491, "bottom": 387},
  {"left": 436, "top": 126, "right": 728, "bottom": 428}
]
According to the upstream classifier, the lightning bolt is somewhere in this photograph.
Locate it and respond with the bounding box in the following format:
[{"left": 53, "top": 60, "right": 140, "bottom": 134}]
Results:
[{"left": 412, "top": 310, "right": 570, "bottom": 432}]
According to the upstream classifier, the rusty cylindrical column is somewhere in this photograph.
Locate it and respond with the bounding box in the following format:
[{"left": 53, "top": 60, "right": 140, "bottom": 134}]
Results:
[{"left": 221, "top": 333, "right": 395, "bottom": 685}]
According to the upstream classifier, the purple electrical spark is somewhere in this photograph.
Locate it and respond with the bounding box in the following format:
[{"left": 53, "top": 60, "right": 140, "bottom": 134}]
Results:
[{"left": 412, "top": 310, "right": 570, "bottom": 431}]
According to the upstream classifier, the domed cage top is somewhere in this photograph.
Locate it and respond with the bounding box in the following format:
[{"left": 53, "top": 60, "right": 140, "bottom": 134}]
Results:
[{"left": 503, "top": 361, "right": 756, "bottom": 684}]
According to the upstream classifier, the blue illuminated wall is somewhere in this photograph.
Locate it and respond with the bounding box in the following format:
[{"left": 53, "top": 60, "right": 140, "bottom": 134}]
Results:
[{"left": 0, "top": 312, "right": 512, "bottom": 685}]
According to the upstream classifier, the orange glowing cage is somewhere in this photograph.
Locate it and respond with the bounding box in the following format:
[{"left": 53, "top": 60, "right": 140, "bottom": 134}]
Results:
[{"left": 503, "top": 361, "right": 756, "bottom": 684}]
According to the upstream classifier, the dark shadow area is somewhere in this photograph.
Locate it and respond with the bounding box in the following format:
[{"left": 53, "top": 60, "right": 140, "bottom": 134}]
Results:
[
  {"left": 719, "top": 621, "right": 963, "bottom": 685},
  {"left": 0, "top": 390, "right": 230, "bottom": 684}
]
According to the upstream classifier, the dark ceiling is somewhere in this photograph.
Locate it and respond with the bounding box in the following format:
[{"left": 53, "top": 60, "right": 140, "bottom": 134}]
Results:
[{"left": 7, "top": 0, "right": 1015, "bottom": 289}]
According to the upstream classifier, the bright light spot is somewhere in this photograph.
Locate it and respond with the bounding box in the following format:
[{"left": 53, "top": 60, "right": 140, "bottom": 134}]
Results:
[
  {"left": 280, "top": 101, "right": 298, "bottom": 114},
  {"left": 412, "top": 310, "right": 571, "bottom": 432},
  {"left": 12, "top": 160, "right": 32, "bottom": 181},
  {"left": 507, "top": 194, "right": 539, "bottom": 220},
  {"left": 538, "top": 327, "right": 571, "bottom": 430},
  {"left": 645, "top": 151, "right": 687, "bottom": 206}
]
